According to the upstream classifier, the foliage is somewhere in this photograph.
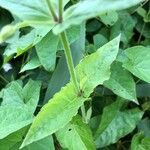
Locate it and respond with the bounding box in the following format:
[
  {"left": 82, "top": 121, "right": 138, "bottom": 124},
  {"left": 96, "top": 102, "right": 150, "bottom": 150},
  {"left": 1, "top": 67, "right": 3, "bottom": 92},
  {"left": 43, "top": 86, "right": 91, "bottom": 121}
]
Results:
[{"left": 0, "top": 0, "right": 150, "bottom": 150}]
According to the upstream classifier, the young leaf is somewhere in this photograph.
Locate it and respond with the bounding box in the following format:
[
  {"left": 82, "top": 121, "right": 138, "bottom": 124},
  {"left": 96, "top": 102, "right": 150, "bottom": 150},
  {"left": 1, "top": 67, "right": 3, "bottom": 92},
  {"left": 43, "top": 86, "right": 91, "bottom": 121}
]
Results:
[
  {"left": 21, "top": 36, "right": 120, "bottom": 148},
  {"left": 36, "top": 31, "right": 59, "bottom": 72},
  {"left": 104, "top": 62, "right": 137, "bottom": 103},
  {"left": 94, "top": 100, "right": 143, "bottom": 148},
  {"left": 123, "top": 46, "right": 150, "bottom": 83},
  {"left": 53, "top": 0, "right": 143, "bottom": 34},
  {"left": 56, "top": 115, "right": 95, "bottom": 150}
]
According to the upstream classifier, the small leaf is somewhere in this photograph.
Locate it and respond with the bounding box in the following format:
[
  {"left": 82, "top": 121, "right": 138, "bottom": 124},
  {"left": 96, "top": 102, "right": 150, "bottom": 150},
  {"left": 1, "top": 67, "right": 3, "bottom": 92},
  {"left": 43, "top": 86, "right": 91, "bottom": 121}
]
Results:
[
  {"left": 56, "top": 115, "right": 96, "bottom": 150},
  {"left": 104, "top": 62, "right": 137, "bottom": 103},
  {"left": 94, "top": 100, "right": 143, "bottom": 148},
  {"left": 123, "top": 46, "right": 150, "bottom": 83},
  {"left": 53, "top": 0, "right": 143, "bottom": 34}
]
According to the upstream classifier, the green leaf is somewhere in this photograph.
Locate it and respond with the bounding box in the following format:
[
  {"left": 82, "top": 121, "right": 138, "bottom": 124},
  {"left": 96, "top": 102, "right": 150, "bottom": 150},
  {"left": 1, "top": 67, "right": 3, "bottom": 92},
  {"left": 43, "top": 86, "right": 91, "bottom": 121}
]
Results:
[
  {"left": 36, "top": 31, "right": 59, "bottom": 72},
  {"left": 0, "top": 80, "right": 41, "bottom": 139},
  {"left": 4, "top": 27, "right": 51, "bottom": 63},
  {"left": 131, "top": 132, "right": 150, "bottom": 150},
  {"left": 104, "top": 62, "right": 137, "bottom": 103},
  {"left": 53, "top": 0, "right": 143, "bottom": 34},
  {"left": 20, "top": 52, "right": 41, "bottom": 73},
  {"left": 94, "top": 100, "right": 143, "bottom": 148},
  {"left": 21, "top": 36, "right": 120, "bottom": 148},
  {"left": 123, "top": 46, "right": 150, "bottom": 83},
  {"left": 0, "top": 0, "right": 53, "bottom": 26},
  {"left": 138, "top": 118, "right": 150, "bottom": 137},
  {"left": 56, "top": 115, "right": 95, "bottom": 150},
  {"left": 21, "top": 82, "right": 87, "bottom": 148},
  {"left": 76, "top": 35, "right": 120, "bottom": 97},
  {"left": 22, "top": 79, "right": 41, "bottom": 113},
  {"left": 93, "top": 34, "right": 108, "bottom": 49},
  {"left": 110, "top": 12, "right": 136, "bottom": 45},
  {"left": 100, "top": 11, "right": 118, "bottom": 26},
  {"left": 0, "top": 126, "right": 28, "bottom": 150},
  {"left": 1, "top": 81, "right": 24, "bottom": 106},
  {"left": 137, "top": 7, "right": 147, "bottom": 18},
  {"left": 0, "top": 105, "right": 33, "bottom": 139}
]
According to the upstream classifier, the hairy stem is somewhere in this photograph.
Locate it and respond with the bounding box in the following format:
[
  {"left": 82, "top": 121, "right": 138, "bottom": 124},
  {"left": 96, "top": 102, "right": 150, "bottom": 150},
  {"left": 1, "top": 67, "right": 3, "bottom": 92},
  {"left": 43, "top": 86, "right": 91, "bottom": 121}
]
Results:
[{"left": 60, "top": 32, "right": 79, "bottom": 92}]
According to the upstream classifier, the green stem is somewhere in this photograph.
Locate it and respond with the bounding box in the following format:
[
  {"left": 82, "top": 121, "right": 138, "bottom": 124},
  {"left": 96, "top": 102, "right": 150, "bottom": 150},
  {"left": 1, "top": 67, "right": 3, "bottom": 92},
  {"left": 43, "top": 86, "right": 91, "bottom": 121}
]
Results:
[
  {"left": 46, "top": 0, "right": 58, "bottom": 22},
  {"left": 81, "top": 104, "right": 86, "bottom": 122},
  {"left": 60, "top": 31, "right": 79, "bottom": 92},
  {"left": 58, "top": 0, "right": 63, "bottom": 23},
  {"left": 0, "top": 75, "right": 9, "bottom": 84}
]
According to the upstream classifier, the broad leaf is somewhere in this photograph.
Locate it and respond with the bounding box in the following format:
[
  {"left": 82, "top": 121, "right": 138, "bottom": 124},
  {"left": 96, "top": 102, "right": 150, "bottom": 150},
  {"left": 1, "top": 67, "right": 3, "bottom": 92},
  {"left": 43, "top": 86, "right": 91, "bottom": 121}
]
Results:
[
  {"left": 94, "top": 100, "right": 143, "bottom": 148},
  {"left": 123, "top": 46, "right": 150, "bottom": 83},
  {"left": 21, "top": 36, "right": 120, "bottom": 148},
  {"left": 131, "top": 132, "right": 150, "bottom": 150},
  {"left": 53, "top": 0, "right": 143, "bottom": 34},
  {"left": 21, "top": 82, "right": 87, "bottom": 148},
  {"left": 36, "top": 31, "right": 59, "bottom": 72},
  {"left": 104, "top": 62, "right": 137, "bottom": 103},
  {"left": 0, "top": 105, "right": 33, "bottom": 139},
  {"left": 56, "top": 115, "right": 95, "bottom": 150}
]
